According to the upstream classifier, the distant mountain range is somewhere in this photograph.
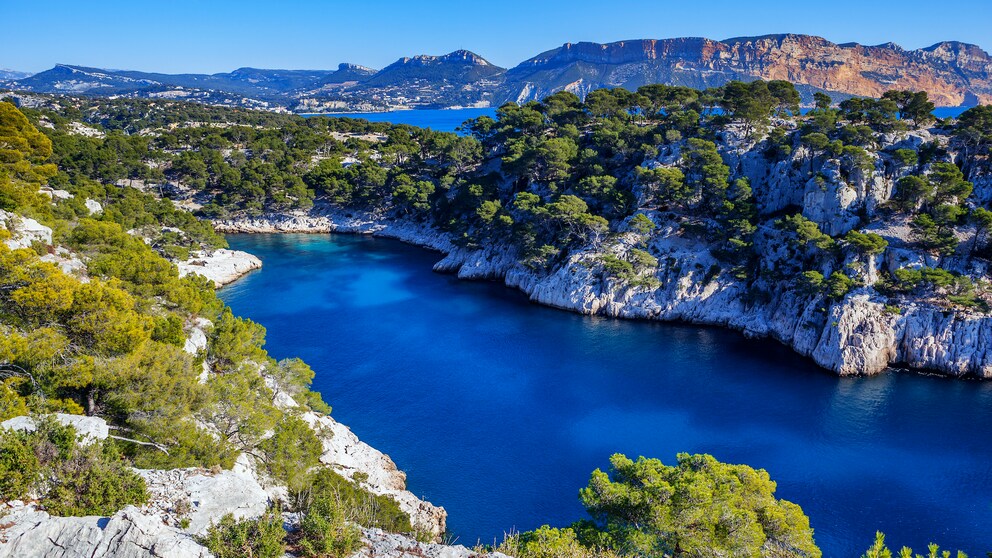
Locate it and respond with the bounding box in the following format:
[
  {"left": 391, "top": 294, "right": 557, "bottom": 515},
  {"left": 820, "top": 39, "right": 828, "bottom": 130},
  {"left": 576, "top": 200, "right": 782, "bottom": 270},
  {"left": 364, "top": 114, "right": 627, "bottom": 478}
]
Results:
[
  {"left": 0, "top": 68, "right": 31, "bottom": 81},
  {"left": 4, "top": 34, "right": 991, "bottom": 111}
]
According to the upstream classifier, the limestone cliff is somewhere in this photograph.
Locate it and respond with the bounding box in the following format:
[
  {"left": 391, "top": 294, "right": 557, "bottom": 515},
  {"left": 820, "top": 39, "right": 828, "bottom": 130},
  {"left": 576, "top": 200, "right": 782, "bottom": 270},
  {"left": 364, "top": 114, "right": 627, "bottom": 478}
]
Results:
[
  {"left": 502, "top": 35, "right": 992, "bottom": 106},
  {"left": 215, "top": 123, "right": 992, "bottom": 379}
]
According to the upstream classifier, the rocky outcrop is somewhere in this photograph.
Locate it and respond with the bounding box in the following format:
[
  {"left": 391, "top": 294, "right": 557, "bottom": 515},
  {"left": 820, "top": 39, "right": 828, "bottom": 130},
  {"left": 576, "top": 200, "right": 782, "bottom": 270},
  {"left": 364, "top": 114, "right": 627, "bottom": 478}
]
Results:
[
  {"left": 0, "top": 505, "right": 208, "bottom": 558},
  {"left": 176, "top": 249, "right": 262, "bottom": 287},
  {"left": 0, "top": 209, "right": 52, "bottom": 250},
  {"left": 1, "top": 413, "right": 109, "bottom": 444},
  {"left": 302, "top": 412, "right": 448, "bottom": 538},
  {"left": 0, "top": 413, "right": 453, "bottom": 557},
  {"left": 503, "top": 35, "right": 992, "bottom": 106},
  {"left": 137, "top": 456, "right": 269, "bottom": 535},
  {"left": 355, "top": 528, "right": 511, "bottom": 558}
]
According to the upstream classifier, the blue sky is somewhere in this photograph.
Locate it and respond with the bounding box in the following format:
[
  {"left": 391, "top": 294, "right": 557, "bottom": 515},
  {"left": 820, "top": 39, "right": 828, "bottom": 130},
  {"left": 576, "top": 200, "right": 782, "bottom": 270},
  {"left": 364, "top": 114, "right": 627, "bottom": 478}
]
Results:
[{"left": 4, "top": 0, "right": 990, "bottom": 73}]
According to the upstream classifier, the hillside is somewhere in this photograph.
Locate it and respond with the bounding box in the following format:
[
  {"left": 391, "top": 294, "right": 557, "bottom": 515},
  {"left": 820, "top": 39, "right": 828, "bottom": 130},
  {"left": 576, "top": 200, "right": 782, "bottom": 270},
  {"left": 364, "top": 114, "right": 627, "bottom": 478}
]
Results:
[
  {"left": 0, "top": 94, "right": 835, "bottom": 558},
  {"left": 4, "top": 34, "right": 991, "bottom": 111},
  {"left": 13, "top": 81, "right": 992, "bottom": 378},
  {"left": 0, "top": 82, "right": 983, "bottom": 555}
]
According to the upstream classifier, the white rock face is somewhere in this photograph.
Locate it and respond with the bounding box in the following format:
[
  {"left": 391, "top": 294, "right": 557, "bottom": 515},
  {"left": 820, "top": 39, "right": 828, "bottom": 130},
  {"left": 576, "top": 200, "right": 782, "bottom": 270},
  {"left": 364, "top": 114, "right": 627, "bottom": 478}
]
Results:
[
  {"left": 352, "top": 528, "right": 512, "bottom": 558},
  {"left": 183, "top": 318, "right": 212, "bottom": 355},
  {"left": 0, "top": 505, "right": 209, "bottom": 558},
  {"left": 38, "top": 187, "right": 73, "bottom": 200},
  {"left": 0, "top": 209, "right": 52, "bottom": 250},
  {"left": 303, "top": 412, "right": 448, "bottom": 538},
  {"left": 176, "top": 249, "right": 262, "bottom": 287},
  {"left": 39, "top": 246, "right": 88, "bottom": 280},
  {"left": 215, "top": 208, "right": 455, "bottom": 253},
  {"left": 138, "top": 456, "right": 269, "bottom": 535},
  {"left": 1, "top": 413, "right": 109, "bottom": 444},
  {"left": 84, "top": 198, "right": 103, "bottom": 215}
]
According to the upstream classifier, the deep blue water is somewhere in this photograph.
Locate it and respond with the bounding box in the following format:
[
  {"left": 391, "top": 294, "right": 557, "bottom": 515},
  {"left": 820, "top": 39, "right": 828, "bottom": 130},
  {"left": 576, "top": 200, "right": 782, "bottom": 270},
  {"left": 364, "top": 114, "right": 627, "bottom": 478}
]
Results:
[
  {"left": 302, "top": 106, "right": 971, "bottom": 135},
  {"left": 303, "top": 108, "right": 496, "bottom": 133},
  {"left": 220, "top": 233, "right": 992, "bottom": 557}
]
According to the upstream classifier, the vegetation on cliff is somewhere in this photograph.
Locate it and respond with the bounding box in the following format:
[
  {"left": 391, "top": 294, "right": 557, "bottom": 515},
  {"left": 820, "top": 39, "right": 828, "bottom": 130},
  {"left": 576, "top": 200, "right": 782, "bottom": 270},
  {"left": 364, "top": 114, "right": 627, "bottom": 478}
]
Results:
[
  {"left": 19, "top": 78, "right": 992, "bottom": 324},
  {"left": 2, "top": 82, "right": 988, "bottom": 554},
  {"left": 0, "top": 101, "right": 412, "bottom": 544}
]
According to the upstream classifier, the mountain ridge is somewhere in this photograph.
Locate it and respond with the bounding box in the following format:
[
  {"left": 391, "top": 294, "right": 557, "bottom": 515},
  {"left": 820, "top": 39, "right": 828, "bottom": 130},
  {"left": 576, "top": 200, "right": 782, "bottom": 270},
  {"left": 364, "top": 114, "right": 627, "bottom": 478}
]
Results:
[{"left": 4, "top": 33, "right": 991, "bottom": 110}]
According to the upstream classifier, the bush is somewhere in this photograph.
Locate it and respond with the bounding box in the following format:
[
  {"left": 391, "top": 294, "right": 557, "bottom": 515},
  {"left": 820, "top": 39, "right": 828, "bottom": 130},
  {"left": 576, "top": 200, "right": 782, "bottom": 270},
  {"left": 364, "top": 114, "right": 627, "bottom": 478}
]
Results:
[
  {"left": 798, "top": 271, "right": 825, "bottom": 296},
  {"left": 0, "top": 429, "right": 39, "bottom": 500},
  {"left": 42, "top": 441, "right": 149, "bottom": 516},
  {"left": 291, "top": 468, "right": 411, "bottom": 534},
  {"left": 495, "top": 525, "right": 620, "bottom": 558},
  {"left": 0, "top": 417, "right": 148, "bottom": 514},
  {"left": 826, "top": 272, "right": 855, "bottom": 299},
  {"left": 843, "top": 230, "right": 888, "bottom": 255},
  {"left": 126, "top": 423, "right": 238, "bottom": 470},
  {"left": 296, "top": 493, "right": 363, "bottom": 558},
  {"left": 578, "top": 453, "right": 821, "bottom": 558},
  {"left": 199, "top": 509, "right": 286, "bottom": 558},
  {"left": 600, "top": 254, "right": 634, "bottom": 280},
  {"left": 861, "top": 531, "right": 966, "bottom": 558},
  {"left": 260, "top": 414, "right": 323, "bottom": 488}
]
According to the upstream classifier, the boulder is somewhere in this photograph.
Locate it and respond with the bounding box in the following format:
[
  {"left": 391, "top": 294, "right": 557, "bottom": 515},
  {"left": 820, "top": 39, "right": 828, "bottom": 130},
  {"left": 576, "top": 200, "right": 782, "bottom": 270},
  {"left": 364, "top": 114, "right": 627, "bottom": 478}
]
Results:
[
  {"left": 0, "top": 210, "right": 52, "bottom": 250},
  {"left": 1, "top": 413, "right": 109, "bottom": 444},
  {"left": 176, "top": 249, "right": 262, "bottom": 287},
  {"left": 0, "top": 506, "right": 209, "bottom": 558}
]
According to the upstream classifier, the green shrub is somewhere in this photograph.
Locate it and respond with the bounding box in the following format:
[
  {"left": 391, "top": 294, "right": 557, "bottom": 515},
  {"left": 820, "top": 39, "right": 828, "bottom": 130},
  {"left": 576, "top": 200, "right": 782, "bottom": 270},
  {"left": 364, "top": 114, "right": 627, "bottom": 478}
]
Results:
[
  {"left": 0, "top": 429, "right": 39, "bottom": 500},
  {"left": 843, "top": 230, "right": 888, "bottom": 255},
  {"left": 199, "top": 509, "right": 286, "bottom": 558},
  {"left": 296, "top": 492, "right": 363, "bottom": 558},
  {"left": 151, "top": 314, "right": 186, "bottom": 347},
  {"left": 291, "top": 468, "right": 411, "bottom": 534},
  {"left": 861, "top": 531, "right": 967, "bottom": 558},
  {"left": 0, "top": 378, "right": 28, "bottom": 421},
  {"left": 798, "top": 271, "right": 825, "bottom": 296},
  {"left": 826, "top": 272, "right": 855, "bottom": 299},
  {"left": 600, "top": 254, "right": 634, "bottom": 280},
  {"left": 0, "top": 417, "right": 148, "bottom": 514},
  {"left": 42, "top": 441, "right": 148, "bottom": 516},
  {"left": 127, "top": 424, "right": 238, "bottom": 470},
  {"left": 494, "top": 525, "right": 621, "bottom": 558},
  {"left": 578, "top": 453, "right": 821, "bottom": 558},
  {"left": 260, "top": 414, "right": 322, "bottom": 487}
]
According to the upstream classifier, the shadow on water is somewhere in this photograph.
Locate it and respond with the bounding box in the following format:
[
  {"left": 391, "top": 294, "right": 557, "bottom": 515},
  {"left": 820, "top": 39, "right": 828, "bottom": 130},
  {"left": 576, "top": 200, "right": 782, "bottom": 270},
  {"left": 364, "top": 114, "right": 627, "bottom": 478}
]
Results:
[{"left": 220, "top": 233, "right": 992, "bottom": 557}]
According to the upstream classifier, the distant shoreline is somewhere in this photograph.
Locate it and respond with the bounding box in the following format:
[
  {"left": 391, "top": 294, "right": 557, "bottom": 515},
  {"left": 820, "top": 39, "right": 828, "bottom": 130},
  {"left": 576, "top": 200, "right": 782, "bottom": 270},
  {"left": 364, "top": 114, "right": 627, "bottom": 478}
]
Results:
[{"left": 297, "top": 106, "right": 492, "bottom": 116}]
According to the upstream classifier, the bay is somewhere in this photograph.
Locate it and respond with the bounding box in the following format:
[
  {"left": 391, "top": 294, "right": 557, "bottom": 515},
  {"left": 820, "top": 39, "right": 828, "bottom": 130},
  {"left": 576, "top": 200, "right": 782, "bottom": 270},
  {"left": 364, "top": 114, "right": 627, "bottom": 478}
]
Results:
[{"left": 221, "top": 233, "right": 992, "bottom": 557}]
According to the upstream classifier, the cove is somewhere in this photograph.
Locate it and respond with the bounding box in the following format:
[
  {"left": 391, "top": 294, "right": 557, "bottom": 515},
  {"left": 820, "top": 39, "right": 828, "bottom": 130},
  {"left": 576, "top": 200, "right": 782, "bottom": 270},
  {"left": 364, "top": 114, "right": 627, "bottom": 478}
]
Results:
[
  {"left": 220, "top": 233, "right": 992, "bottom": 557},
  {"left": 302, "top": 107, "right": 497, "bottom": 133}
]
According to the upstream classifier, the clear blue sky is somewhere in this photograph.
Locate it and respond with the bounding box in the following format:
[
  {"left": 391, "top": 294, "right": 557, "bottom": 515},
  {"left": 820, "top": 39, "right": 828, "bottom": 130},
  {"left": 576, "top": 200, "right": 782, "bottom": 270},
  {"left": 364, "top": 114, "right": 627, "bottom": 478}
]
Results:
[{"left": 4, "top": 0, "right": 990, "bottom": 73}]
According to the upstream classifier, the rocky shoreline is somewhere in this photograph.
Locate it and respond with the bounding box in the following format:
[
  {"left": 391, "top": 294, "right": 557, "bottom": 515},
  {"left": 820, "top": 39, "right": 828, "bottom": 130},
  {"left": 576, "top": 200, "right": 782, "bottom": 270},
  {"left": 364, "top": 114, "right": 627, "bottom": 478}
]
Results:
[
  {"left": 176, "top": 248, "right": 263, "bottom": 287},
  {"left": 215, "top": 206, "right": 992, "bottom": 379},
  {"left": 0, "top": 411, "right": 460, "bottom": 558}
]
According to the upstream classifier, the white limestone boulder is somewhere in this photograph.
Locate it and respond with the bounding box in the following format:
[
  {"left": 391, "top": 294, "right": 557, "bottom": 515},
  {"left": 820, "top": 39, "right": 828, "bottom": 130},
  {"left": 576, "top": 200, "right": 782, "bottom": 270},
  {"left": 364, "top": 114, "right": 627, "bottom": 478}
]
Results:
[
  {"left": 2, "top": 413, "right": 109, "bottom": 445},
  {"left": 176, "top": 249, "right": 262, "bottom": 287}
]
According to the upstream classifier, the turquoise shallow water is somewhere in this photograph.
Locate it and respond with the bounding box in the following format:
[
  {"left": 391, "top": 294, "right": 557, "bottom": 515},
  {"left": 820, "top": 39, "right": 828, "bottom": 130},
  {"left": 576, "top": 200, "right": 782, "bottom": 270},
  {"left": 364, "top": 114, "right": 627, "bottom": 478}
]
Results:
[{"left": 220, "top": 233, "right": 992, "bottom": 557}]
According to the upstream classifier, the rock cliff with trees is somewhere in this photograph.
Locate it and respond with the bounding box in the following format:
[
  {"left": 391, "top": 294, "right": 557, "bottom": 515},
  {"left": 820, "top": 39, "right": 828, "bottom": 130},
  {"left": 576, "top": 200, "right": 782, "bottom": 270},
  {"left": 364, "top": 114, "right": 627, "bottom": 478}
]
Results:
[{"left": 0, "top": 81, "right": 984, "bottom": 556}]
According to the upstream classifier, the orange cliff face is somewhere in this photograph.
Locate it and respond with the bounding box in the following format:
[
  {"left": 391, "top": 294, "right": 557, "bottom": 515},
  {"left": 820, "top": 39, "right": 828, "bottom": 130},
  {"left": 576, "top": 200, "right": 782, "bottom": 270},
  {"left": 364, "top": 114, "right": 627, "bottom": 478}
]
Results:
[
  {"left": 714, "top": 35, "right": 991, "bottom": 106},
  {"left": 505, "top": 34, "right": 992, "bottom": 106}
]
